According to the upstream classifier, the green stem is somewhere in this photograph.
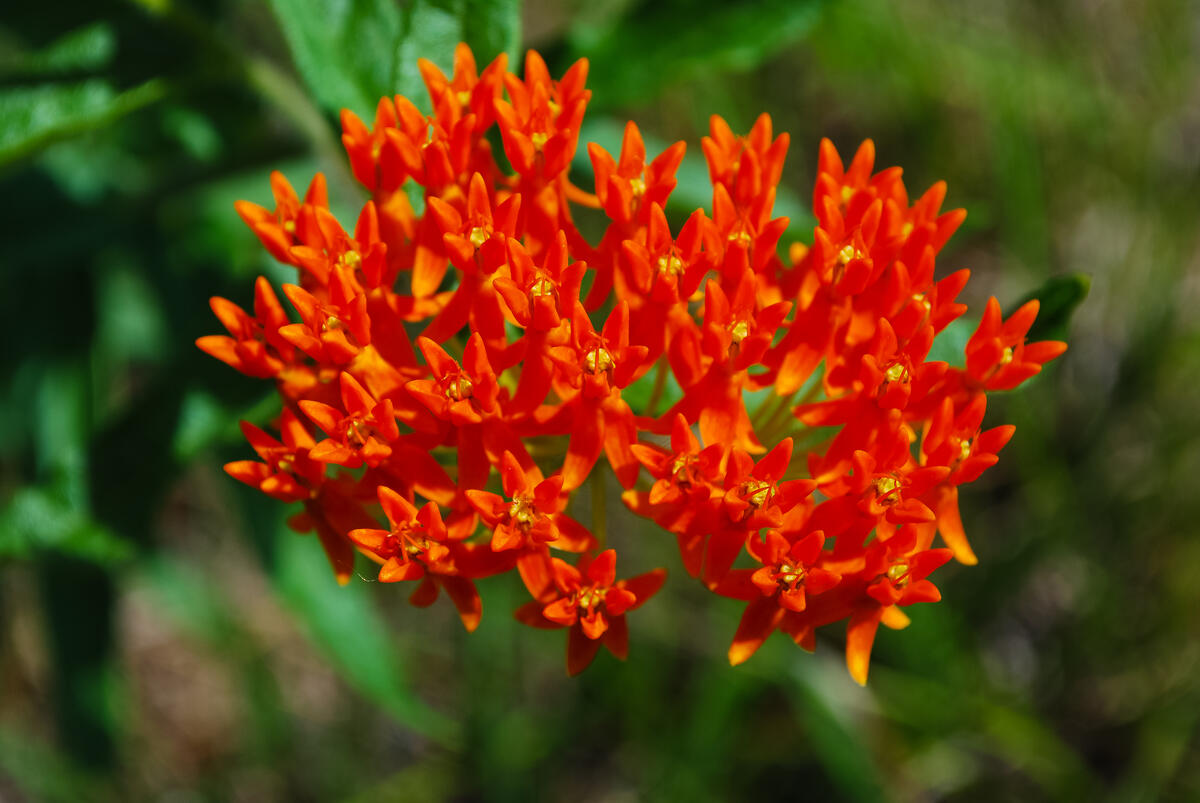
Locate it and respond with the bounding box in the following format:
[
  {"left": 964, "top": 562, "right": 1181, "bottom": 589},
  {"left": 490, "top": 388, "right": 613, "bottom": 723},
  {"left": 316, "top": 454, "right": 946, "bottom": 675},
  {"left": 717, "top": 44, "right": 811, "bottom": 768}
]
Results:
[
  {"left": 645, "top": 358, "right": 669, "bottom": 417},
  {"left": 761, "top": 373, "right": 825, "bottom": 445},
  {"left": 592, "top": 470, "right": 607, "bottom": 548}
]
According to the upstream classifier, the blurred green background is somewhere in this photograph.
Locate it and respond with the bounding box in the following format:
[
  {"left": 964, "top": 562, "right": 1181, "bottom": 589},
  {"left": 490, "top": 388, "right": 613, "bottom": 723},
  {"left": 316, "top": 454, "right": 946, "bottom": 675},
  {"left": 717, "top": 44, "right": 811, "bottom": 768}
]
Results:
[{"left": 1, "top": 0, "right": 1197, "bottom": 800}]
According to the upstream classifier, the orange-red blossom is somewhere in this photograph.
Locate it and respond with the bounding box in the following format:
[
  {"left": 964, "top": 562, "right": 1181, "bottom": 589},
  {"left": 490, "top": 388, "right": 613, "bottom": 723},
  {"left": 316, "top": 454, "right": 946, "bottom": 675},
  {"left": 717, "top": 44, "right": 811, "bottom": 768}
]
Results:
[{"left": 203, "top": 43, "right": 1066, "bottom": 681}]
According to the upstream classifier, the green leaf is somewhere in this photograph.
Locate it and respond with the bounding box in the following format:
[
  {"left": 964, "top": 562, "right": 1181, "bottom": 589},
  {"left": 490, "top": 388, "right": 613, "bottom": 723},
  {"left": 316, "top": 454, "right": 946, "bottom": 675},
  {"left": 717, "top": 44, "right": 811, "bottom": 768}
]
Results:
[
  {"left": 1018, "top": 273, "right": 1089, "bottom": 342},
  {"left": 269, "top": 0, "right": 404, "bottom": 117},
  {"left": 461, "top": 0, "right": 521, "bottom": 65},
  {"left": 269, "top": 0, "right": 523, "bottom": 119},
  {"left": 0, "top": 78, "right": 168, "bottom": 168},
  {"left": 568, "top": 0, "right": 827, "bottom": 108},
  {"left": 392, "top": 1, "right": 467, "bottom": 107},
  {"left": 272, "top": 525, "right": 460, "bottom": 746}
]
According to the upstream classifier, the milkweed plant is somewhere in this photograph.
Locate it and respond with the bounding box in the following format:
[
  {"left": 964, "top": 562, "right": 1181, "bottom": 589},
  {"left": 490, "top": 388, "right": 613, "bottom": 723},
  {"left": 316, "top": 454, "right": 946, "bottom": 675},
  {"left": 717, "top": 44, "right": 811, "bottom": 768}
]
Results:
[{"left": 199, "top": 44, "right": 1066, "bottom": 682}]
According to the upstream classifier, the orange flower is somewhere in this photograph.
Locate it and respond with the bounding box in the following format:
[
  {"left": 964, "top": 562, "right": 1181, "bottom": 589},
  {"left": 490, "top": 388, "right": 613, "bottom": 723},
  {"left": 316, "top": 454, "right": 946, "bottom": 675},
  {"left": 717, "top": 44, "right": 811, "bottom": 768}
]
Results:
[
  {"left": 464, "top": 451, "right": 593, "bottom": 554},
  {"left": 515, "top": 549, "right": 665, "bottom": 675},
  {"left": 299, "top": 372, "right": 400, "bottom": 468}
]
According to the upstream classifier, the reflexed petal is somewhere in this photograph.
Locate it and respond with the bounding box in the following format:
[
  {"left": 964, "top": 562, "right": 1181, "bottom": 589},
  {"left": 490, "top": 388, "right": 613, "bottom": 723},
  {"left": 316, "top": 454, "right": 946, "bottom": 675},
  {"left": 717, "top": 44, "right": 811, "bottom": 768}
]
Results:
[
  {"left": 728, "top": 598, "right": 783, "bottom": 666},
  {"left": 602, "top": 614, "right": 629, "bottom": 660},
  {"left": 846, "top": 606, "right": 883, "bottom": 686},
  {"left": 567, "top": 626, "right": 602, "bottom": 676},
  {"left": 621, "top": 568, "right": 666, "bottom": 609},
  {"left": 440, "top": 575, "right": 482, "bottom": 632},
  {"left": 379, "top": 557, "right": 424, "bottom": 582}
]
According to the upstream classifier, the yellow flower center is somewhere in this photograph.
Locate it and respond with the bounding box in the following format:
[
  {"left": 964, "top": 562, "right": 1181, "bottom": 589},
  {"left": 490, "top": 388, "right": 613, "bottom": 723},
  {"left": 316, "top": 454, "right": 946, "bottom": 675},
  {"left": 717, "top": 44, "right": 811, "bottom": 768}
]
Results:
[
  {"left": 468, "top": 226, "right": 489, "bottom": 248},
  {"left": 742, "top": 479, "right": 773, "bottom": 508},
  {"left": 837, "top": 244, "right": 862, "bottom": 265},
  {"left": 884, "top": 362, "right": 909, "bottom": 383},
  {"left": 729, "top": 320, "right": 751, "bottom": 344},
  {"left": 584, "top": 347, "right": 614, "bottom": 374},
  {"left": 777, "top": 563, "right": 804, "bottom": 587},
  {"left": 656, "top": 254, "right": 684, "bottom": 277},
  {"left": 531, "top": 132, "right": 549, "bottom": 149},
  {"left": 508, "top": 496, "right": 537, "bottom": 529},
  {"left": 445, "top": 375, "right": 473, "bottom": 401},
  {"left": 344, "top": 417, "right": 370, "bottom": 448},
  {"left": 630, "top": 177, "right": 646, "bottom": 197},
  {"left": 874, "top": 476, "right": 900, "bottom": 500},
  {"left": 887, "top": 561, "right": 911, "bottom": 585},
  {"left": 671, "top": 453, "right": 693, "bottom": 484},
  {"left": 339, "top": 250, "right": 362, "bottom": 270},
  {"left": 455, "top": 90, "right": 471, "bottom": 108},
  {"left": 577, "top": 587, "right": 602, "bottom": 610},
  {"left": 529, "top": 276, "right": 555, "bottom": 298}
]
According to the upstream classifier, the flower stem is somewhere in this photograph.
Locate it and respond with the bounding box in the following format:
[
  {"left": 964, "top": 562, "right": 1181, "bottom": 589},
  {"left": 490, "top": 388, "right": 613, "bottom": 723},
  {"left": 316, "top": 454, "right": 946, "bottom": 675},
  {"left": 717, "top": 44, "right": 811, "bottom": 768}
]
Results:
[
  {"left": 645, "top": 358, "right": 669, "bottom": 417},
  {"left": 592, "top": 470, "right": 608, "bottom": 547}
]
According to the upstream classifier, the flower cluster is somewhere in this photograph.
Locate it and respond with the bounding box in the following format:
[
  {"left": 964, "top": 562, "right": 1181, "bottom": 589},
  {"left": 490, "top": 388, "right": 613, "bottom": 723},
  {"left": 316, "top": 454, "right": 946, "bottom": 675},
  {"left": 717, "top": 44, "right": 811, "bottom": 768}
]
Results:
[{"left": 201, "top": 44, "right": 1066, "bottom": 681}]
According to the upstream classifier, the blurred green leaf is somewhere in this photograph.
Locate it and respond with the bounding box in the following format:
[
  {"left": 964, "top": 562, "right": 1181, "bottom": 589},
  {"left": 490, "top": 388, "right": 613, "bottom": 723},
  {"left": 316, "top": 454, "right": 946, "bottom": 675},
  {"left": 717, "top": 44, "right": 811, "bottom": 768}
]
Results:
[
  {"left": 873, "top": 667, "right": 1100, "bottom": 799},
  {"left": 0, "top": 483, "right": 133, "bottom": 565},
  {"left": 0, "top": 726, "right": 115, "bottom": 803},
  {"left": 927, "top": 315, "right": 976, "bottom": 365},
  {"left": 272, "top": 525, "right": 460, "bottom": 746},
  {"left": 94, "top": 258, "right": 169, "bottom": 367},
  {"left": 172, "top": 389, "right": 278, "bottom": 462},
  {"left": 460, "top": 0, "right": 521, "bottom": 65},
  {"left": 785, "top": 662, "right": 888, "bottom": 803},
  {"left": 0, "top": 78, "right": 168, "bottom": 168},
  {"left": 139, "top": 556, "right": 241, "bottom": 643},
  {"left": 0, "top": 22, "right": 116, "bottom": 77},
  {"left": 570, "top": 0, "right": 826, "bottom": 108},
  {"left": 1019, "top": 273, "right": 1090, "bottom": 342}
]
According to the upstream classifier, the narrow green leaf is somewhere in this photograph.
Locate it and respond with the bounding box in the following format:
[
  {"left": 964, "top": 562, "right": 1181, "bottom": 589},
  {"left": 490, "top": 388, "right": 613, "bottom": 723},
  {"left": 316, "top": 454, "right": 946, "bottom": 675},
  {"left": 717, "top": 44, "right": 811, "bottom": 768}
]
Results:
[
  {"left": 272, "top": 525, "right": 460, "bottom": 746},
  {"left": 785, "top": 660, "right": 889, "bottom": 803},
  {"left": 0, "top": 78, "right": 168, "bottom": 168},
  {"left": 0, "top": 22, "right": 116, "bottom": 77}
]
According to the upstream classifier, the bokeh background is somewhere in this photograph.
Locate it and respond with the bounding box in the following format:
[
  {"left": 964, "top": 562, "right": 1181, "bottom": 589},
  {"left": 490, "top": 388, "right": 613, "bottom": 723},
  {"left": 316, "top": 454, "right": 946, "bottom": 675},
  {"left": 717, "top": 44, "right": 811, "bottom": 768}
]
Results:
[{"left": 1, "top": 0, "right": 1198, "bottom": 800}]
